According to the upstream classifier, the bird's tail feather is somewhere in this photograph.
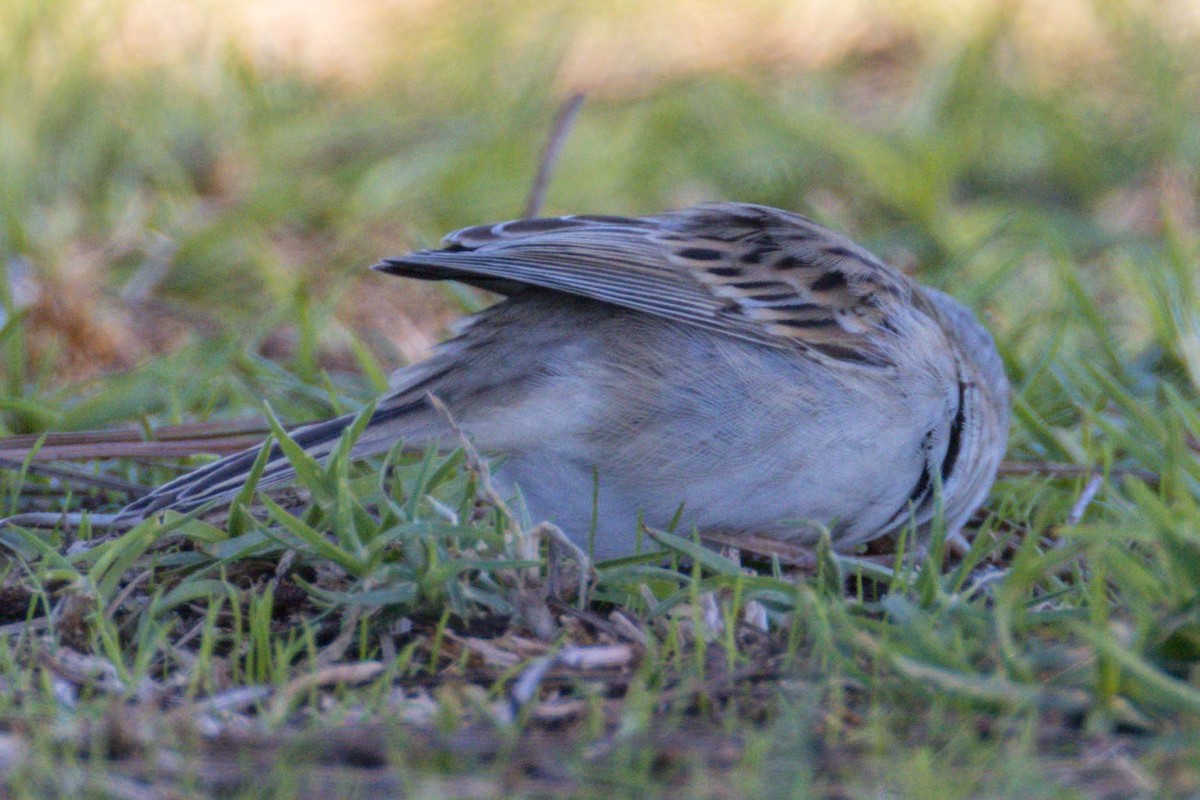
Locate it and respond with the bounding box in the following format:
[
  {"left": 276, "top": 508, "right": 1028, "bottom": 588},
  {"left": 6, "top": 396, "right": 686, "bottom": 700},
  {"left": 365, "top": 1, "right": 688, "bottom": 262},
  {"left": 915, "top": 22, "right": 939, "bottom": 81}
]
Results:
[{"left": 117, "top": 397, "right": 430, "bottom": 522}]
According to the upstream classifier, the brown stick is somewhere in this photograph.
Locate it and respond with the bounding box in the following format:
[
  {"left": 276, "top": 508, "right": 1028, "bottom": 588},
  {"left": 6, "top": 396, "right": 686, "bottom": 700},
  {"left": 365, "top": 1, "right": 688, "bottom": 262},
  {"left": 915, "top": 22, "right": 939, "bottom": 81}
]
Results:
[
  {"left": 0, "top": 418, "right": 275, "bottom": 462},
  {"left": 0, "top": 418, "right": 271, "bottom": 449},
  {"left": 0, "top": 437, "right": 267, "bottom": 462},
  {"left": 523, "top": 93, "right": 586, "bottom": 219}
]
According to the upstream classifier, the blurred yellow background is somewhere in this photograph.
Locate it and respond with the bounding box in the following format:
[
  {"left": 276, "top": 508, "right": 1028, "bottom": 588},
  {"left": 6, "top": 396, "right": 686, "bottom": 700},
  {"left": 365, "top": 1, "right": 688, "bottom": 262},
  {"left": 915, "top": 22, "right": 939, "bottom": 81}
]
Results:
[{"left": 103, "top": 0, "right": 1198, "bottom": 87}]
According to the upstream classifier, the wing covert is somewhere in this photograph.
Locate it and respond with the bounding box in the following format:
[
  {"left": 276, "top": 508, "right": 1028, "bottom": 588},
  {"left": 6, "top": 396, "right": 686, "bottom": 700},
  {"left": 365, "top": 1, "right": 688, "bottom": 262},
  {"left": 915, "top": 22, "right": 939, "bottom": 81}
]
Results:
[{"left": 373, "top": 203, "right": 915, "bottom": 367}]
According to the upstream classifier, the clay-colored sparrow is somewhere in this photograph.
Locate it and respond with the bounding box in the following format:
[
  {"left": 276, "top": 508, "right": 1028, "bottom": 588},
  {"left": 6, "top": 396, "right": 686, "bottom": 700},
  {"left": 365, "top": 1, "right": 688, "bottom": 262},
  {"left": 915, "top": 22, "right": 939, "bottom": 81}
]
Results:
[{"left": 119, "top": 203, "right": 1010, "bottom": 558}]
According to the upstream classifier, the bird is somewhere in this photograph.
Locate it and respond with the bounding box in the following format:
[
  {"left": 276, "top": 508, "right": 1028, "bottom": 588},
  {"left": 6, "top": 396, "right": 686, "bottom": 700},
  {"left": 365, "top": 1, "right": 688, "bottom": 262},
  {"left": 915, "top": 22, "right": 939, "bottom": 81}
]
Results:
[{"left": 117, "top": 202, "right": 1010, "bottom": 559}]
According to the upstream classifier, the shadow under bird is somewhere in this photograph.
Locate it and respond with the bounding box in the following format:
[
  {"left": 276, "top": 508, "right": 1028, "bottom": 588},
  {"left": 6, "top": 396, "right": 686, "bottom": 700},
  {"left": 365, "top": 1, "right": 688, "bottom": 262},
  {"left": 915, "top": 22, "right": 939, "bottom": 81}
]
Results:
[{"left": 119, "top": 202, "right": 1010, "bottom": 558}]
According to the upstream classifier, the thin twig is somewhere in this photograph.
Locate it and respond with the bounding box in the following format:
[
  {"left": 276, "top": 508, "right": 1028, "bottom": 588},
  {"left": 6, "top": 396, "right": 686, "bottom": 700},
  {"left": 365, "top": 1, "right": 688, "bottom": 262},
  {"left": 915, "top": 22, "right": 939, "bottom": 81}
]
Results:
[
  {"left": 1066, "top": 471, "right": 1105, "bottom": 526},
  {"left": 998, "top": 460, "right": 1157, "bottom": 485},
  {"left": 0, "top": 418, "right": 271, "bottom": 449},
  {"left": 699, "top": 530, "right": 818, "bottom": 569},
  {"left": 315, "top": 606, "right": 364, "bottom": 668},
  {"left": 424, "top": 393, "right": 523, "bottom": 548},
  {"left": 174, "top": 685, "right": 273, "bottom": 719},
  {"left": 269, "top": 661, "right": 385, "bottom": 723},
  {"left": 0, "top": 438, "right": 267, "bottom": 462},
  {"left": 509, "top": 644, "right": 634, "bottom": 710},
  {"left": 546, "top": 597, "right": 642, "bottom": 645},
  {"left": 523, "top": 93, "right": 586, "bottom": 219},
  {"left": 531, "top": 521, "right": 592, "bottom": 610}
]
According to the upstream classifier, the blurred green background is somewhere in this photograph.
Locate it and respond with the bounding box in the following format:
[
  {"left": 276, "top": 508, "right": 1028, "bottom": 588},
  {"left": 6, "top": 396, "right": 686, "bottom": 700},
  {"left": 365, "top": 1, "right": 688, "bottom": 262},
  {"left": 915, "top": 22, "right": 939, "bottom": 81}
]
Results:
[{"left": 1, "top": 0, "right": 1198, "bottom": 442}]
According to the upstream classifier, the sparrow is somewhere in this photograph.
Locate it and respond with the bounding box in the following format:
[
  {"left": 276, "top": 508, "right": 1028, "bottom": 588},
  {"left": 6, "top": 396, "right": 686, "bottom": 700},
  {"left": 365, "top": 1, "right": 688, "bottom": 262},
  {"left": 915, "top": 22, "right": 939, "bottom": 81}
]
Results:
[{"left": 118, "top": 202, "right": 1010, "bottom": 558}]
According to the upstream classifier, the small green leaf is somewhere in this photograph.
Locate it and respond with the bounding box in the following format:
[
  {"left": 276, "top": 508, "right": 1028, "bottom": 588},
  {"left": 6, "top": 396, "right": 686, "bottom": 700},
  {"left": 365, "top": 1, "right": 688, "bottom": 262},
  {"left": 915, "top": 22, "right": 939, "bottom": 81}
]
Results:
[
  {"left": 645, "top": 528, "right": 742, "bottom": 577},
  {"left": 814, "top": 531, "right": 843, "bottom": 599}
]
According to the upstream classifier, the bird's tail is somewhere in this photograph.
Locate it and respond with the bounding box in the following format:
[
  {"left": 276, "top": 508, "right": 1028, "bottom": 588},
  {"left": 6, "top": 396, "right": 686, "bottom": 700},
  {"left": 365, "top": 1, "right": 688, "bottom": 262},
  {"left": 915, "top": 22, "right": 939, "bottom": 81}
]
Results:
[{"left": 117, "top": 397, "right": 430, "bottom": 523}]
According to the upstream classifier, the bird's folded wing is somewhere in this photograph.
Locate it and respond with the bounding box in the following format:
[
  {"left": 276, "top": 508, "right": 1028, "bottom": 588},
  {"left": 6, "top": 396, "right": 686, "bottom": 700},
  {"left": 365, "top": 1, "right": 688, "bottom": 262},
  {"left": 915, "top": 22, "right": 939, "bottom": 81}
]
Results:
[{"left": 374, "top": 202, "right": 912, "bottom": 368}]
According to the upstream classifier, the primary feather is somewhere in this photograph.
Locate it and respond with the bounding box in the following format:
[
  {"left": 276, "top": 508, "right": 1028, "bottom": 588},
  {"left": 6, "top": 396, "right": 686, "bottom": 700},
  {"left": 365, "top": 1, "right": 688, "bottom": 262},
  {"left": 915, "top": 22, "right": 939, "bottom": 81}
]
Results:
[{"left": 376, "top": 203, "right": 912, "bottom": 367}]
